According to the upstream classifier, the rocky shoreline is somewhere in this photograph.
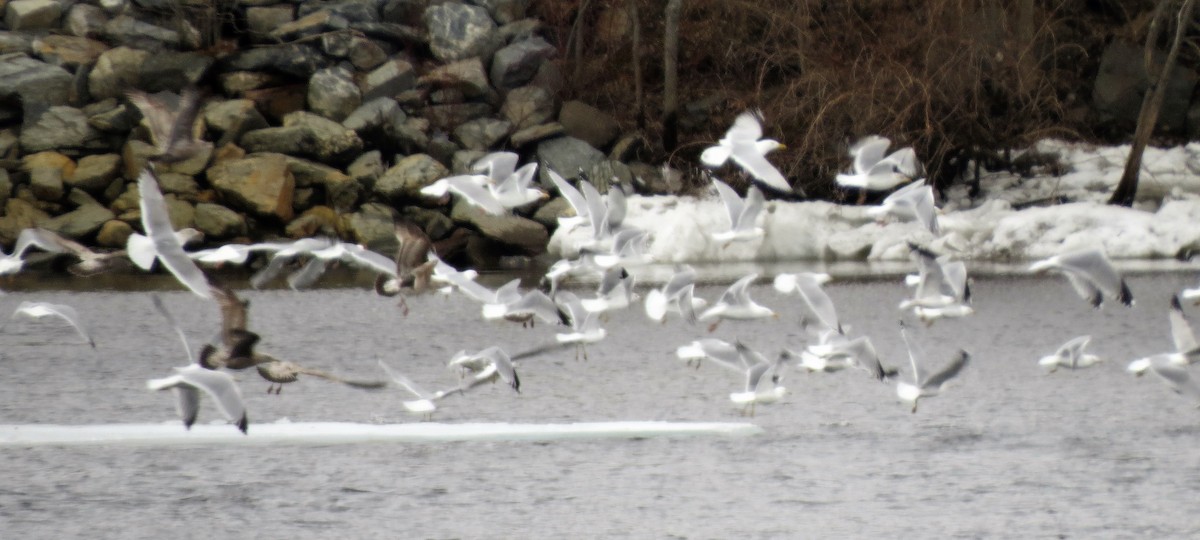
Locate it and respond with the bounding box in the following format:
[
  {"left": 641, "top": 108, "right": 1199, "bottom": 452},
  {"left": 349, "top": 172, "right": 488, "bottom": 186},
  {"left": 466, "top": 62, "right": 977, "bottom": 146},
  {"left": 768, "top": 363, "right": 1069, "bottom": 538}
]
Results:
[{"left": 0, "top": 0, "right": 672, "bottom": 268}]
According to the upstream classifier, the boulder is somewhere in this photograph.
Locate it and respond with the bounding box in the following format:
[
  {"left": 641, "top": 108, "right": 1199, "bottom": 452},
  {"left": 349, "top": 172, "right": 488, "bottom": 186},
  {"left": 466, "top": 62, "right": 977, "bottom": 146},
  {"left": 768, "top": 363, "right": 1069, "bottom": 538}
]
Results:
[
  {"left": 374, "top": 153, "right": 448, "bottom": 200},
  {"left": 220, "top": 43, "right": 333, "bottom": 79},
  {"left": 24, "top": 151, "right": 74, "bottom": 201},
  {"left": 194, "top": 202, "right": 247, "bottom": 239},
  {"left": 490, "top": 36, "right": 554, "bottom": 90},
  {"left": 95, "top": 219, "right": 132, "bottom": 247},
  {"left": 85, "top": 99, "right": 135, "bottom": 133},
  {"left": 0, "top": 54, "right": 73, "bottom": 106},
  {"left": 342, "top": 97, "right": 406, "bottom": 135},
  {"left": 308, "top": 65, "right": 362, "bottom": 121},
  {"left": 284, "top": 205, "right": 341, "bottom": 238},
  {"left": 453, "top": 117, "right": 511, "bottom": 150},
  {"left": 68, "top": 153, "right": 121, "bottom": 193},
  {"left": 559, "top": 100, "right": 621, "bottom": 150},
  {"left": 0, "top": 198, "right": 50, "bottom": 244},
  {"left": 88, "top": 46, "right": 148, "bottom": 101},
  {"left": 450, "top": 199, "right": 547, "bottom": 254},
  {"left": 64, "top": 4, "right": 108, "bottom": 38},
  {"left": 0, "top": 169, "right": 11, "bottom": 208},
  {"left": 103, "top": 15, "right": 193, "bottom": 49},
  {"left": 240, "top": 111, "right": 364, "bottom": 164},
  {"left": 246, "top": 5, "right": 295, "bottom": 40},
  {"left": 41, "top": 204, "right": 115, "bottom": 239},
  {"left": 136, "top": 51, "right": 213, "bottom": 92},
  {"left": 509, "top": 122, "right": 563, "bottom": 148},
  {"left": 419, "top": 57, "right": 493, "bottom": 98},
  {"left": 22, "top": 105, "right": 101, "bottom": 154},
  {"left": 203, "top": 99, "right": 269, "bottom": 147},
  {"left": 423, "top": 2, "right": 501, "bottom": 62},
  {"left": 344, "top": 202, "right": 399, "bottom": 252},
  {"left": 283, "top": 155, "right": 361, "bottom": 211},
  {"left": 500, "top": 84, "right": 555, "bottom": 130},
  {"left": 530, "top": 195, "right": 571, "bottom": 228},
  {"left": 473, "top": 0, "right": 529, "bottom": 25},
  {"left": 163, "top": 196, "right": 195, "bottom": 230},
  {"left": 422, "top": 102, "right": 492, "bottom": 131},
  {"left": 537, "top": 136, "right": 604, "bottom": 183},
  {"left": 156, "top": 172, "right": 200, "bottom": 197},
  {"left": 360, "top": 57, "right": 416, "bottom": 102},
  {"left": 31, "top": 35, "right": 109, "bottom": 70},
  {"left": 5, "top": 0, "right": 63, "bottom": 31},
  {"left": 347, "top": 150, "right": 384, "bottom": 190},
  {"left": 270, "top": 9, "right": 347, "bottom": 42},
  {"left": 206, "top": 153, "right": 295, "bottom": 221},
  {"left": 400, "top": 206, "right": 454, "bottom": 239}
]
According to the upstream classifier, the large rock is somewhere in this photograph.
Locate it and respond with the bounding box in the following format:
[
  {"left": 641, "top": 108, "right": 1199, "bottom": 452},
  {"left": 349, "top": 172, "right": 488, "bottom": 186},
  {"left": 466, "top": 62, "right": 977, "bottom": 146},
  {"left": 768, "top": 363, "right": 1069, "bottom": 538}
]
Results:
[
  {"left": 419, "top": 57, "right": 493, "bottom": 98},
  {"left": 206, "top": 153, "right": 295, "bottom": 221},
  {"left": 559, "top": 100, "right": 620, "bottom": 150},
  {"left": 347, "top": 150, "right": 384, "bottom": 189},
  {"left": 360, "top": 57, "right": 416, "bottom": 102},
  {"left": 308, "top": 65, "right": 362, "bottom": 121},
  {"left": 203, "top": 99, "right": 269, "bottom": 147},
  {"left": 283, "top": 155, "right": 361, "bottom": 211},
  {"left": 450, "top": 199, "right": 547, "bottom": 253},
  {"left": 500, "top": 84, "right": 555, "bottom": 130},
  {"left": 65, "top": 4, "right": 108, "bottom": 38},
  {"left": 220, "top": 43, "right": 333, "bottom": 79},
  {"left": 0, "top": 54, "right": 73, "bottom": 106},
  {"left": 21, "top": 105, "right": 101, "bottom": 153},
  {"left": 6, "top": 0, "right": 63, "bottom": 31},
  {"left": 103, "top": 15, "right": 195, "bottom": 49},
  {"left": 490, "top": 36, "right": 554, "bottom": 90},
  {"left": 270, "top": 9, "right": 348, "bottom": 42},
  {"left": 0, "top": 198, "right": 50, "bottom": 245},
  {"left": 473, "top": 0, "right": 529, "bottom": 25},
  {"left": 88, "top": 46, "right": 149, "bottom": 101},
  {"left": 24, "top": 151, "right": 73, "bottom": 201},
  {"left": 373, "top": 153, "right": 447, "bottom": 200},
  {"left": 31, "top": 35, "right": 109, "bottom": 70},
  {"left": 246, "top": 5, "right": 295, "bottom": 40},
  {"left": 95, "top": 219, "right": 132, "bottom": 247},
  {"left": 423, "top": 2, "right": 501, "bottom": 62},
  {"left": 422, "top": 102, "right": 492, "bottom": 131},
  {"left": 342, "top": 96, "right": 406, "bottom": 135},
  {"left": 240, "top": 111, "right": 364, "bottom": 164},
  {"left": 453, "top": 117, "right": 511, "bottom": 150},
  {"left": 537, "top": 136, "right": 604, "bottom": 183},
  {"left": 344, "top": 202, "right": 398, "bottom": 252},
  {"left": 194, "top": 202, "right": 247, "bottom": 239},
  {"left": 1093, "top": 40, "right": 1197, "bottom": 134},
  {"left": 163, "top": 197, "right": 195, "bottom": 230},
  {"left": 41, "top": 204, "right": 115, "bottom": 239},
  {"left": 68, "top": 153, "right": 121, "bottom": 193},
  {"left": 136, "top": 51, "right": 213, "bottom": 92}
]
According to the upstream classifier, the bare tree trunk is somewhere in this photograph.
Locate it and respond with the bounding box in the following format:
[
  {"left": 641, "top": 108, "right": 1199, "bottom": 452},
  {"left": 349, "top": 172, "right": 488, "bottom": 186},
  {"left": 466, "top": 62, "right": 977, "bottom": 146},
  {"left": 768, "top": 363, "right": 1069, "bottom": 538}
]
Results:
[
  {"left": 628, "top": 0, "right": 644, "bottom": 129},
  {"left": 1110, "top": 0, "right": 1196, "bottom": 206},
  {"left": 662, "top": 0, "right": 682, "bottom": 153},
  {"left": 566, "top": 0, "right": 593, "bottom": 86}
]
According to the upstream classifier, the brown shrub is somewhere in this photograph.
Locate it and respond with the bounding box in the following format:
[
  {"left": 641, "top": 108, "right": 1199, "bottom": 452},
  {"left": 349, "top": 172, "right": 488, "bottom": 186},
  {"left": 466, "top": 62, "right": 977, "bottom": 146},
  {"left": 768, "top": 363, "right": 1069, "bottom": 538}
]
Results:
[{"left": 531, "top": 0, "right": 1161, "bottom": 198}]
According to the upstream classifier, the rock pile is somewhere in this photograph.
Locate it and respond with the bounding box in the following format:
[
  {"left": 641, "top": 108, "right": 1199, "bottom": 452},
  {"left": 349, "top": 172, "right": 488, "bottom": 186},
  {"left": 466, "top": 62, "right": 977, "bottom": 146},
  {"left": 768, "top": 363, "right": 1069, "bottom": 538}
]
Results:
[{"left": 0, "top": 0, "right": 675, "bottom": 266}]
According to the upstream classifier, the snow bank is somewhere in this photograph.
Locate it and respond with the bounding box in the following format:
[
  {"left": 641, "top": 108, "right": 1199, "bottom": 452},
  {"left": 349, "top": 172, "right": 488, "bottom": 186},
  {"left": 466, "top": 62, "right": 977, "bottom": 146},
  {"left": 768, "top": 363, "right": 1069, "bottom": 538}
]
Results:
[
  {"left": 548, "top": 141, "right": 1200, "bottom": 263},
  {"left": 0, "top": 421, "right": 764, "bottom": 447}
]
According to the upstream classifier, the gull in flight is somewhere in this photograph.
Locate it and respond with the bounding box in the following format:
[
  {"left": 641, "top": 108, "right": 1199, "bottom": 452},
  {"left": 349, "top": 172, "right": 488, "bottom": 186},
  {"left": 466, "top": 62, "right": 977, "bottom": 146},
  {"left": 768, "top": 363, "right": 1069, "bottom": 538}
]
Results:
[
  {"left": 774, "top": 271, "right": 841, "bottom": 334},
  {"left": 7, "top": 301, "right": 95, "bottom": 348},
  {"left": 0, "top": 228, "right": 75, "bottom": 276},
  {"left": 895, "top": 322, "right": 970, "bottom": 413},
  {"left": 901, "top": 242, "right": 973, "bottom": 324},
  {"left": 1029, "top": 247, "right": 1132, "bottom": 308},
  {"left": 835, "top": 135, "right": 920, "bottom": 192},
  {"left": 644, "top": 264, "right": 706, "bottom": 324},
  {"left": 698, "top": 273, "right": 777, "bottom": 332},
  {"left": 133, "top": 167, "right": 212, "bottom": 299},
  {"left": 675, "top": 338, "right": 740, "bottom": 370},
  {"left": 710, "top": 179, "right": 765, "bottom": 245},
  {"left": 701, "top": 110, "right": 795, "bottom": 195},
  {"left": 866, "top": 179, "right": 940, "bottom": 235},
  {"left": 1038, "top": 335, "right": 1102, "bottom": 372},
  {"left": 728, "top": 341, "right": 789, "bottom": 416},
  {"left": 126, "top": 86, "right": 211, "bottom": 164},
  {"left": 554, "top": 291, "right": 606, "bottom": 360},
  {"left": 1128, "top": 295, "right": 1200, "bottom": 377},
  {"left": 0, "top": 228, "right": 128, "bottom": 277},
  {"left": 472, "top": 152, "right": 547, "bottom": 209},
  {"left": 377, "top": 360, "right": 451, "bottom": 419},
  {"left": 374, "top": 219, "right": 438, "bottom": 315},
  {"left": 444, "top": 346, "right": 522, "bottom": 394},
  {"left": 581, "top": 266, "right": 638, "bottom": 314},
  {"left": 785, "top": 332, "right": 893, "bottom": 381},
  {"left": 146, "top": 293, "right": 247, "bottom": 434}
]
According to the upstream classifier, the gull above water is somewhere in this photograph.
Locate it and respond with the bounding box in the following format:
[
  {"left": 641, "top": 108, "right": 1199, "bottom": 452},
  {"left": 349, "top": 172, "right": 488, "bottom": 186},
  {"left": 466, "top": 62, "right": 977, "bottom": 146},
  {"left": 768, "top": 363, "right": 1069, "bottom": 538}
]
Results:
[
  {"left": 867, "top": 179, "right": 940, "bottom": 235},
  {"left": 701, "top": 110, "right": 795, "bottom": 195},
  {"left": 8, "top": 301, "right": 95, "bottom": 348},
  {"left": 134, "top": 168, "right": 212, "bottom": 299},
  {"left": 698, "top": 273, "right": 777, "bottom": 332},
  {"left": 1029, "top": 247, "right": 1133, "bottom": 308},
  {"left": 710, "top": 179, "right": 766, "bottom": 245},
  {"left": 895, "top": 322, "right": 970, "bottom": 413},
  {"left": 1038, "top": 335, "right": 1102, "bottom": 372}
]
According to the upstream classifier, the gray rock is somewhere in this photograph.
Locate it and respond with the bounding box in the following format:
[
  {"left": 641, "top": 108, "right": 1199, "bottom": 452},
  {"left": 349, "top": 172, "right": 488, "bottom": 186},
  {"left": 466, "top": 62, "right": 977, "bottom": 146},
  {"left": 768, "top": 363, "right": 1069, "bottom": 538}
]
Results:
[
  {"left": 529, "top": 58, "right": 565, "bottom": 94},
  {"left": 95, "top": 219, "right": 131, "bottom": 247},
  {"left": 5, "top": 0, "right": 63, "bottom": 31},
  {"left": 103, "top": 15, "right": 187, "bottom": 49},
  {"left": 629, "top": 162, "right": 681, "bottom": 195},
  {"left": 284, "top": 206, "right": 340, "bottom": 238},
  {"left": 1093, "top": 40, "right": 1197, "bottom": 133},
  {"left": 206, "top": 153, "right": 295, "bottom": 221},
  {"left": 308, "top": 65, "right": 362, "bottom": 121},
  {"left": 360, "top": 57, "right": 416, "bottom": 102},
  {"left": 509, "top": 122, "right": 563, "bottom": 148},
  {"left": 137, "top": 51, "right": 214, "bottom": 92},
  {"left": 218, "top": 71, "right": 284, "bottom": 94},
  {"left": 469, "top": 0, "right": 529, "bottom": 25},
  {"left": 0, "top": 129, "right": 17, "bottom": 159},
  {"left": 282, "top": 155, "right": 361, "bottom": 211},
  {"left": 559, "top": 100, "right": 620, "bottom": 150},
  {"left": 419, "top": 57, "right": 493, "bottom": 98},
  {"left": 0, "top": 32, "right": 33, "bottom": 55},
  {"left": 68, "top": 153, "right": 121, "bottom": 193},
  {"left": 530, "top": 195, "right": 571, "bottom": 228},
  {"left": 374, "top": 153, "right": 448, "bottom": 200},
  {"left": 351, "top": 21, "right": 426, "bottom": 46},
  {"left": 65, "top": 4, "right": 108, "bottom": 38},
  {"left": 246, "top": 5, "right": 296, "bottom": 40},
  {"left": 203, "top": 99, "right": 269, "bottom": 147},
  {"left": 320, "top": 32, "right": 390, "bottom": 70},
  {"left": 400, "top": 205, "right": 455, "bottom": 239},
  {"left": 299, "top": 1, "right": 379, "bottom": 23},
  {"left": 422, "top": 102, "right": 492, "bottom": 131},
  {"left": 67, "top": 187, "right": 101, "bottom": 208},
  {"left": 347, "top": 150, "right": 384, "bottom": 189},
  {"left": 394, "top": 117, "right": 432, "bottom": 152},
  {"left": 240, "top": 111, "right": 364, "bottom": 164},
  {"left": 31, "top": 35, "right": 109, "bottom": 70},
  {"left": 220, "top": 44, "right": 333, "bottom": 79},
  {"left": 0, "top": 53, "right": 73, "bottom": 106},
  {"left": 426, "top": 132, "right": 459, "bottom": 165},
  {"left": 537, "top": 136, "right": 604, "bottom": 184},
  {"left": 156, "top": 172, "right": 200, "bottom": 196},
  {"left": 163, "top": 196, "right": 196, "bottom": 230},
  {"left": 451, "top": 149, "right": 488, "bottom": 173},
  {"left": 24, "top": 151, "right": 70, "bottom": 201},
  {"left": 382, "top": 0, "right": 424, "bottom": 24},
  {"left": 345, "top": 201, "right": 399, "bottom": 251},
  {"left": 342, "top": 96, "right": 406, "bottom": 134},
  {"left": 0, "top": 198, "right": 50, "bottom": 245},
  {"left": 270, "top": 9, "right": 349, "bottom": 42},
  {"left": 450, "top": 198, "right": 547, "bottom": 253},
  {"left": 21, "top": 105, "right": 101, "bottom": 153},
  {"left": 500, "top": 84, "right": 555, "bottom": 130},
  {"left": 585, "top": 159, "right": 634, "bottom": 193},
  {"left": 490, "top": 36, "right": 554, "bottom": 90},
  {"left": 87, "top": 46, "right": 148, "bottom": 101},
  {"left": 84, "top": 99, "right": 130, "bottom": 132},
  {"left": 453, "top": 117, "right": 511, "bottom": 150},
  {"left": 423, "top": 2, "right": 501, "bottom": 63},
  {"left": 41, "top": 204, "right": 114, "bottom": 239},
  {"left": 194, "top": 202, "right": 247, "bottom": 239}
]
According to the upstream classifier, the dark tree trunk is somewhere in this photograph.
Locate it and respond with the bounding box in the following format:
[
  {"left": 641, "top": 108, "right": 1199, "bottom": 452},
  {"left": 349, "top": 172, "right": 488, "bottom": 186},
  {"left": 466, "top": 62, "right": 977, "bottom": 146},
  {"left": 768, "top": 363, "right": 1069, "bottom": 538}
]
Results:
[{"left": 662, "top": 0, "right": 682, "bottom": 154}]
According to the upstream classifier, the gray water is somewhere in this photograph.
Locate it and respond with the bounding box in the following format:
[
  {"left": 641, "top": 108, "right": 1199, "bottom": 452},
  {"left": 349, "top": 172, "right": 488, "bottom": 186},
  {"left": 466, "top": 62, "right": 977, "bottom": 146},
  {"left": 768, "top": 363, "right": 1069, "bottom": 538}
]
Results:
[{"left": 3, "top": 270, "right": 1200, "bottom": 538}]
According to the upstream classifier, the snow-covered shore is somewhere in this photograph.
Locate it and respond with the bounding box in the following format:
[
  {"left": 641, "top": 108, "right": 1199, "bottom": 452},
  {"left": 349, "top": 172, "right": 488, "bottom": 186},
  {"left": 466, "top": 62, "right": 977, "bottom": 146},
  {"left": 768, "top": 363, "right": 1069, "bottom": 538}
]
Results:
[{"left": 549, "top": 140, "right": 1200, "bottom": 264}]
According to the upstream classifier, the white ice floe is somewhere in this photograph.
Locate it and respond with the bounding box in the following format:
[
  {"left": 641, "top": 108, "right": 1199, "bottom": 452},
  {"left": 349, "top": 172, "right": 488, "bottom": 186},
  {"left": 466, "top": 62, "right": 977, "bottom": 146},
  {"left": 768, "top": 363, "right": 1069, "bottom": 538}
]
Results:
[{"left": 550, "top": 140, "right": 1200, "bottom": 264}]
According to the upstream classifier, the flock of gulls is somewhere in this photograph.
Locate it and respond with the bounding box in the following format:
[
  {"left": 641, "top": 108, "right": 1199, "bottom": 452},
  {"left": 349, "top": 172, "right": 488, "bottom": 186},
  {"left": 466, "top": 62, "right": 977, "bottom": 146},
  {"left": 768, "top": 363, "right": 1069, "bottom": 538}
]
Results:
[{"left": 6, "top": 101, "right": 1200, "bottom": 434}]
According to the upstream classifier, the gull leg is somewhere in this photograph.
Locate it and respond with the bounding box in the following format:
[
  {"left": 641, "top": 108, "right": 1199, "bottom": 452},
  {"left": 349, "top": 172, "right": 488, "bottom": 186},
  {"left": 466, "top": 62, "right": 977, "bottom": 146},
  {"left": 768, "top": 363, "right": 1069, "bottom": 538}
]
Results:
[
  {"left": 707, "top": 320, "right": 721, "bottom": 333},
  {"left": 398, "top": 296, "right": 410, "bottom": 317}
]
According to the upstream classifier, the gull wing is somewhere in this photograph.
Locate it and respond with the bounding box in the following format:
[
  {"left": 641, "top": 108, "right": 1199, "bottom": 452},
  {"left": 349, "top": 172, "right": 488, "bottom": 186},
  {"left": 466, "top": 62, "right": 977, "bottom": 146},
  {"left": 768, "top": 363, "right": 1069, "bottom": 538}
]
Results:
[
  {"left": 377, "top": 360, "right": 432, "bottom": 400},
  {"left": 1064, "top": 270, "right": 1103, "bottom": 308},
  {"left": 547, "top": 168, "right": 590, "bottom": 221},
  {"left": 792, "top": 273, "right": 840, "bottom": 333},
  {"left": 678, "top": 339, "right": 743, "bottom": 372},
  {"left": 718, "top": 273, "right": 759, "bottom": 307},
  {"left": 471, "top": 151, "right": 519, "bottom": 182},
  {"left": 480, "top": 347, "right": 520, "bottom": 393},
  {"left": 1149, "top": 358, "right": 1200, "bottom": 402},
  {"left": 138, "top": 168, "right": 212, "bottom": 299},
  {"left": 726, "top": 111, "right": 765, "bottom": 142},
  {"left": 394, "top": 220, "right": 433, "bottom": 279},
  {"left": 605, "top": 186, "right": 627, "bottom": 230},
  {"left": 286, "top": 257, "right": 331, "bottom": 290},
  {"left": 850, "top": 135, "right": 890, "bottom": 174},
  {"left": 211, "top": 284, "right": 249, "bottom": 348},
  {"left": 712, "top": 179, "right": 744, "bottom": 229},
  {"left": 899, "top": 322, "right": 926, "bottom": 387},
  {"left": 12, "top": 301, "right": 95, "bottom": 348},
  {"left": 151, "top": 294, "right": 193, "bottom": 362},
  {"left": 1169, "top": 295, "right": 1198, "bottom": 352},
  {"left": 126, "top": 90, "right": 177, "bottom": 149},
  {"left": 1059, "top": 248, "right": 1132, "bottom": 306},
  {"left": 148, "top": 364, "right": 248, "bottom": 433},
  {"left": 1056, "top": 335, "right": 1092, "bottom": 364},
  {"left": 579, "top": 179, "right": 611, "bottom": 241},
  {"left": 737, "top": 185, "right": 765, "bottom": 232},
  {"left": 838, "top": 336, "right": 886, "bottom": 381},
  {"left": 445, "top": 175, "right": 506, "bottom": 215},
  {"left": 924, "top": 350, "right": 970, "bottom": 391},
  {"left": 730, "top": 148, "right": 790, "bottom": 193}
]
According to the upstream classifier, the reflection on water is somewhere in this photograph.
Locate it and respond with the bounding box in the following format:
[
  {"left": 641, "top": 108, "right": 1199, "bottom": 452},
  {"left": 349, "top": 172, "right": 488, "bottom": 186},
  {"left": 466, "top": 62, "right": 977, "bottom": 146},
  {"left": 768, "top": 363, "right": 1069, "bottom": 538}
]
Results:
[{"left": 1, "top": 270, "right": 1200, "bottom": 537}]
